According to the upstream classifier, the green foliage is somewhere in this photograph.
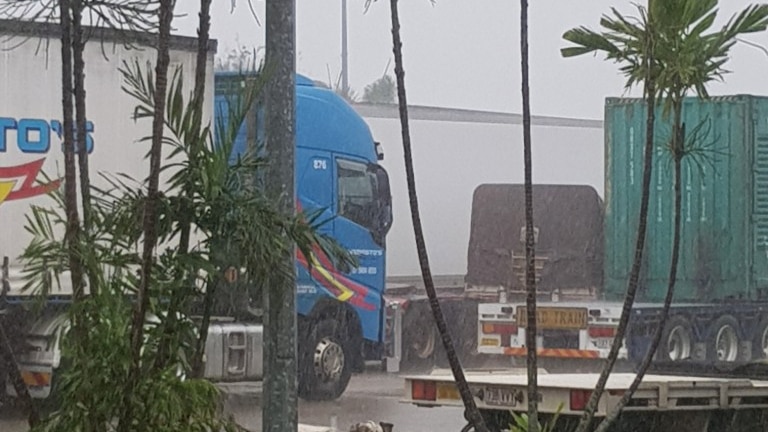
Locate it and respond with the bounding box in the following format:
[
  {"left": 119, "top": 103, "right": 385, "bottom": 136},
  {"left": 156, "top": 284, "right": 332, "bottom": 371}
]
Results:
[
  {"left": 215, "top": 45, "right": 262, "bottom": 73},
  {"left": 118, "top": 59, "right": 356, "bottom": 290},
  {"left": 648, "top": 0, "right": 768, "bottom": 118},
  {"left": 561, "top": 4, "right": 655, "bottom": 95},
  {"left": 562, "top": 0, "right": 768, "bottom": 115},
  {"left": 362, "top": 75, "right": 396, "bottom": 104},
  {"left": 509, "top": 404, "right": 564, "bottom": 432},
  {"left": 30, "top": 289, "right": 236, "bottom": 432},
  {"left": 19, "top": 57, "right": 356, "bottom": 430}
]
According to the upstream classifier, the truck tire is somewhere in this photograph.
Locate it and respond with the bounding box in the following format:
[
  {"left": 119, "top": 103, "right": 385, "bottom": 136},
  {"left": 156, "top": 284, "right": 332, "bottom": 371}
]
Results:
[
  {"left": 658, "top": 315, "right": 693, "bottom": 362},
  {"left": 298, "top": 318, "right": 352, "bottom": 401},
  {"left": 753, "top": 317, "right": 768, "bottom": 359},
  {"left": 706, "top": 315, "right": 741, "bottom": 362},
  {"left": 401, "top": 304, "right": 438, "bottom": 371}
]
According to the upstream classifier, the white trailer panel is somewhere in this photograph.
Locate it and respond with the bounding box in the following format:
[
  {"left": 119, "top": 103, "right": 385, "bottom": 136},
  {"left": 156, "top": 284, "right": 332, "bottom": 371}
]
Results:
[
  {"left": 353, "top": 103, "right": 604, "bottom": 277},
  {"left": 0, "top": 21, "right": 215, "bottom": 297},
  {"left": 402, "top": 370, "right": 768, "bottom": 417}
]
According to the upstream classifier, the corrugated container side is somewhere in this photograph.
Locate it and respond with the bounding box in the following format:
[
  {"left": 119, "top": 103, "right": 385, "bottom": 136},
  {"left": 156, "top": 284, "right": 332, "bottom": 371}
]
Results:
[
  {"left": 604, "top": 95, "right": 767, "bottom": 302},
  {"left": 750, "top": 99, "right": 768, "bottom": 297}
]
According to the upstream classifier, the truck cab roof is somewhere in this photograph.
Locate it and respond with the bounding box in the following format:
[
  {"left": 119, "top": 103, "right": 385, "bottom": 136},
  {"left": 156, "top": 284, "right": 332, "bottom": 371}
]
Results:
[{"left": 214, "top": 72, "right": 378, "bottom": 163}]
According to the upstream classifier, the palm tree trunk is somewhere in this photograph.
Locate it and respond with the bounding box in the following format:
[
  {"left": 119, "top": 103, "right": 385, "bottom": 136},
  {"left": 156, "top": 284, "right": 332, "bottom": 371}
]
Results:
[
  {"left": 386, "top": 1, "right": 488, "bottom": 431},
  {"left": 59, "top": 0, "right": 83, "bottom": 303},
  {"left": 575, "top": 49, "right": 657, "bottom": 432},
  {"left": 177, "top": 0, "right": 211, "bottom": 261},
  {"left": 117, "top": 1, "right": 174, "bottom": 429},
  {"left": 70, "top": 0, "right": 101, "bottom": 308},
  {"left": 192, "top": 279, "right": 217, "bottom": 377},
  {"left": 71, "top": 0, "right": 91, "bottom": 235},
  {"left": 595, "top": 102, "right": 684, "bottom": 432},
  {"left": 60, "top": 2, "right": 93, "bottom": 429},
  {"left": 192, "top": 0, "right": 212, "bottom": 115},
  {"left": 153, "top": 0, "right": 213, "bottom": 376},
  {"left": 519, "top": 0, "right": 539, "bottom": 429},
  {"left": 188, "top": 0, "right": 213, "bottom": 379}
]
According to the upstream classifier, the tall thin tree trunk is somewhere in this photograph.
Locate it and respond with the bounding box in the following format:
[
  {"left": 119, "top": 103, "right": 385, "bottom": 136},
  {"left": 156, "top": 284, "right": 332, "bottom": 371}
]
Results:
[
  {"left": 185, "top": 0, "right": 212, "bottom": 378},
  {"left": 263, "top": 1, "right": 298, "bottom": 431},
  {"left": 58, "top": 2, "right": 93, "bottom": 429},
  {"left": 117, "top": 1, "right": 174, "bottom": 430},
  {"left": 387, "top": 1, "right": 488, "bottom": 431},
  {"left": 70, "top": 0, "right": 100, "bottom": 310},
  {"left": 575, "top": 37, "right": 657, "bottom": 432},
  {"left": 519, "top": 1, "right": 539, "bottom": 430},
  {"left": 177, "top": 0, "right": 211, "bottom": 261},
  {"left": 71, "top": 0, "right": 91, "bottom": 235},
  {"left": 192, "top": 278, "right": 217, "bottom": 377},
  {"left": 59, "top": 0, "right": 83, "bottom": 303},
  {"left": 595, "top": 103, "right": 684, "bottom": 432},
  {"left": 192, "top": 0, "right": 211, "bottom": 116},
  {"left": 188, "top": 0, "right": 213, "bottom": 379},
  {"left": 152, "top": 0, "right": 213, "bottom": 376}
]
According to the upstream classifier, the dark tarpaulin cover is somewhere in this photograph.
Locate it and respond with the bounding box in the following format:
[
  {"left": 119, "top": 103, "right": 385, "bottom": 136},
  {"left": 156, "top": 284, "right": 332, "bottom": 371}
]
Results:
[{"left": 465, "top": 184, "right": 603, "bottom": 295}]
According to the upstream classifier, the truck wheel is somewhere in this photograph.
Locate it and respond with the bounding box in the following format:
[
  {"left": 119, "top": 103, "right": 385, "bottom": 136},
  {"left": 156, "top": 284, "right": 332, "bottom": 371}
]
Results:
[
  {"left": 402, "top": 305, "right": 438, "bottom": 371},
  {"left": 706, "top": 315, "right": 741, "bottom": 362},
  {"left": 298, "top": 318, "right": 352, "bottom": 401},
  {"left": 658, "top": 316, "right": 693, "bottom": 361},
  {"left": 754, "top": 318, "right": 768, "bottom": 359},
  {"left": 411, "top": 325, "right": 437, "bottom": 360}
]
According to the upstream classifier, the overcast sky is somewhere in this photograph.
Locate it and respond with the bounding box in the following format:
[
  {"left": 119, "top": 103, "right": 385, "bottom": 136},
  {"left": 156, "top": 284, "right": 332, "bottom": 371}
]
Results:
[
  {"left": 169, "top": 1, "right": 768, "bottom": 275},
  {"left": 172, "top": 0, "right": 768, "bottom": 120}
]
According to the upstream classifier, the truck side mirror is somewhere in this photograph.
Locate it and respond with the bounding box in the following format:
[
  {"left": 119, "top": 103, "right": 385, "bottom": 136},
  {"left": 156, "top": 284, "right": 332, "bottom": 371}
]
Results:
[
  {"left": 368, "top": 163, "right": 393, "bottom": 246},
  {"left": 373, "top": 165, "right": 392, "bottom": 234}
]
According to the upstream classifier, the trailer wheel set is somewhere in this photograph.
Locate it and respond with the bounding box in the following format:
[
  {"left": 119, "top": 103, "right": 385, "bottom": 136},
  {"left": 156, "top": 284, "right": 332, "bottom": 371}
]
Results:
[
  {"left": 397, "top": 297, "right": 486, "bottom": 372},
  {"left": 630, "top": 308, "right": 768, "bottom": 364}
]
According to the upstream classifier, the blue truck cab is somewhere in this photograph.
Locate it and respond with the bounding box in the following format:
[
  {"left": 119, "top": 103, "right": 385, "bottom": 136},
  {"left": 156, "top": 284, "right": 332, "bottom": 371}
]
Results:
[{"left": 214, "top": 73, "right": 392, "bottom": 400}]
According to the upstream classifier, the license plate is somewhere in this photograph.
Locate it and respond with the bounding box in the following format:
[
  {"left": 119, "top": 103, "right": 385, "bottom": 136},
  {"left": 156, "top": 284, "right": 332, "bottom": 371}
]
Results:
[
  {"left": 594, "top": 339, "right": 612, "bottom": 349},
  {"left": 516, "top": 306, "right": 588, "bottom": 330},
  {"left": 480, "top": 337, "right": 499, "bottom": 346},
  {"left": 20, "top": 370, "right": 52, "bottom": 388},
  {"left": 484, "top": 386, "right": 518, "bottom": 407},
  {"left": 436, "top": 382, "right": 460, "bottom": 400}
]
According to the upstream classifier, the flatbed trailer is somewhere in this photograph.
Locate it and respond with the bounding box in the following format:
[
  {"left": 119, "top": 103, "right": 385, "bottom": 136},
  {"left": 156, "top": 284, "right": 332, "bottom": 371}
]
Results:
[{"left": 401, "top": 370, "right": 768, "bottom": 431}]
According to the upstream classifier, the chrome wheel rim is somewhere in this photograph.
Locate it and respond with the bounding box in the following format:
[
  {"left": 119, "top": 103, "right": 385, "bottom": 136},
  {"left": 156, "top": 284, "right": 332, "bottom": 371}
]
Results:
[
  {"left": 666, "top": 325, "right": 691, "bottom": 361},
  {"left": 715, "top": 324, "right": 739, "bottom": 362},
  {"left": 314, "top": 338, "right": 345, "bottom": 382}
]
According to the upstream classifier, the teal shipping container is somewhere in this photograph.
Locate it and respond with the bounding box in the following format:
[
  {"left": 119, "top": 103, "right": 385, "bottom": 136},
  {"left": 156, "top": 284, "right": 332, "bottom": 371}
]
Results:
[{"left": 604, "top": 95, "right": 768, "bottom": 303}]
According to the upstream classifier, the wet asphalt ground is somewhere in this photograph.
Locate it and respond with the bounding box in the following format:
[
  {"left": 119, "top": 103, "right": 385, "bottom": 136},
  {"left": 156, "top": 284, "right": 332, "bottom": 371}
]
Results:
[
  {"left": 0, "top": 357, "right": 623, "bottom": 431},
  {"left": 0, "top": 371, "right": 466, "bottom": 432}
]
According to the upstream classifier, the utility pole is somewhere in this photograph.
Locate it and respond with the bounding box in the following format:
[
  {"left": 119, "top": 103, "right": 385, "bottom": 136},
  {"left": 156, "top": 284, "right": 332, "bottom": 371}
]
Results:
[
  {"left": 263, "top": 1, "right": 297, "bottom": 432},
  {"left": 341, "top": 0, "right": 349, "bottom": 95}
]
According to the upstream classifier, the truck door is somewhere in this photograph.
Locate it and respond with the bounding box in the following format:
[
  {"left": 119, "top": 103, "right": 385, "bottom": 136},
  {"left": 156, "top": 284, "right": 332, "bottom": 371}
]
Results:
[
  {"left": 333, "top": 157, "right": 387, "bottom": 340},
  {"left": 295, "top": 150, "right": 335, "bottom": 313}
]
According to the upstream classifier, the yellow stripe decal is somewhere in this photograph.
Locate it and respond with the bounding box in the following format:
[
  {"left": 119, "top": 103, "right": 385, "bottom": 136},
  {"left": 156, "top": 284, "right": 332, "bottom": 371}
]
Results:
[
  {"left": 309, "top": 253, "right": 355, "bottom": 301},
  {"left": 0, "top": 180, "right": 14, "bottom": 204}
]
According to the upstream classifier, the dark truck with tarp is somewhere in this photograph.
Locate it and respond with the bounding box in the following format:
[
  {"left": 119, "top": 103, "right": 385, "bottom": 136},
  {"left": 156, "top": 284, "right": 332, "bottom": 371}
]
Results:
[{"left": 386, "top": 183, "right": 606, "bottom": 370}]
